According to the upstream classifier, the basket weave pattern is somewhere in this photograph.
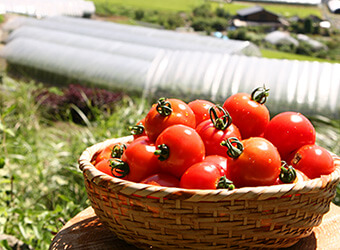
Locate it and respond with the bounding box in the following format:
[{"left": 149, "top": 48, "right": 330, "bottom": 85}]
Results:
[{"left": 79, "top": 136, "right": 340, "bottom": 249}]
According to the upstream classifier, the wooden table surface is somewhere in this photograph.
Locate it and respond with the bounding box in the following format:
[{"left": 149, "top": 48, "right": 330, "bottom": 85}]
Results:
[{"left": 49, "top": 203, "right": 340, "bottom": 250}]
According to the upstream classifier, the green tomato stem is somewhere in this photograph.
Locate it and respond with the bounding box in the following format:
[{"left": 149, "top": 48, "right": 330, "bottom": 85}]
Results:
[
  {"left": 154, "top": 144, "right": 170, "bottom": 161},
  {"left": 221, "top": 137, "right": 244, "bottom": 159},
  {"left": 251, "top": 86, "right": 270, "bottom": 104},
  {"left": 156, "top": 97, "right": 172, "bottom": 116},
  {"left": 209, "top": 105, "right": 232, "bottom": 130},
  {"left": 109, "top": 158, "right": 130, "bottom": 178},
  {"left": 216, "top": 176, "right": 235, "bottom": 190},
  {"left": 279, "top": 161, "right": 297, "bottom": 183},
  {"left": 111, "top": 143, "right": 127, "bottom": 159},
  {"left": 129, "top": 123, "right": 145, "bottom": 136}
]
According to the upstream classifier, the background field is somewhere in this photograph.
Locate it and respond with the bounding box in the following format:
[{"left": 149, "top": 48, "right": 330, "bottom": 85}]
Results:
[{"left": 92, "top": 0, "right": 322, "bottom": 17}]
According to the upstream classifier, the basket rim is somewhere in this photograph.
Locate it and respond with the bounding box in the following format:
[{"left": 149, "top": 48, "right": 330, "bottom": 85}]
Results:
[{"left": 78, "top": 135, "right": 340, "bottom": 201}]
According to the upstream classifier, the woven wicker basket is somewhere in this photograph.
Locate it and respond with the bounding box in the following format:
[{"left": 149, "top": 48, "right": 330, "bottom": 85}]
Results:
[{"left": 79, "top": 136, "right": 340, "bottom": 249}]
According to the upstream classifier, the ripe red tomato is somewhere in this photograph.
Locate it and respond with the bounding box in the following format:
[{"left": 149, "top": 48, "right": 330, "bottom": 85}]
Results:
[
  {"left": 275, "top": 162, "right": 309, "bottom": 185},
  {"left": 95, "top": 159, "right": 114, "bottom": 176},
  {"left": 188, "top": 99, "right": 221, "bottom": 127},
  {"left": 291, "top": 144, "right": 335, "bottom": 179},
  {"left": 196, "top": 106, "right": 241, "bottom": 156},
  {"left": 203, "top": 155, "right": 228, "bottom": 176},
  {"left": 179, "top": 161, "right": 224, "bottom": 189},
  {"left": 94, "top": 143, "right": 126, "bottom": 165},
  {"left": 144, "top": 97, "right": 196, "bottom": 142},
  {"left": 224, "top": 137, "right": 281, "bottom": 188},
  {"left": 130, "top": 118, "right": 146, "bottom": 140},
  {"left": 263, "top": 112, "right": 316, "bottom": 162},
  {"left": 95, "top": 158, "right": 129, "bottom": 178},
  {"left": 154, "top": 125, "right": 205, "bottom": 178},
  {"left": 222, "top": 87, "right": 270, "bottom": 139},
  {"left": 141, "top": 173, "right": 180, "bottom": 187},
  {"left": 120, "top": 136, "right": 161, "bottom": 182}
]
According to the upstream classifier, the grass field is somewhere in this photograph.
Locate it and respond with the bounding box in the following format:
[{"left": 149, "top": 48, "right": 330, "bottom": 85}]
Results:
[
  {"left": 92, "top": 0, "right": 322, "bottom": 17},
  {"left": 261, "top": 49, "right": 340, "bottom": 63},
  {"left": 218, "top": 1, "right": 322, "bottom": 18},
  {"left": 92, "top": 0, "right": 205, "bottom": 12},
  {"left": 0, "top": 76, "right": 148, "bottom": 249}
]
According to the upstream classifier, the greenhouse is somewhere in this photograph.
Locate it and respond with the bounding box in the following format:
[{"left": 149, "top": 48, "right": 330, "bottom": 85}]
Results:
[
  {"left": 1, "top": 16, "right": 339, "bottom": 118},
  {"left": 3, "top": 16, "right": 261, "bottom": 57},
  {"left": 0, "top": 0, "right": 95, "bottom": 18}
]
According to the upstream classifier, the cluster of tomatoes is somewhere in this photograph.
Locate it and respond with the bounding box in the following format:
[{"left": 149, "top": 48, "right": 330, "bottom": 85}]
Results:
[{"left": 92, "top": 87, "right": 335, "bottom": 190}]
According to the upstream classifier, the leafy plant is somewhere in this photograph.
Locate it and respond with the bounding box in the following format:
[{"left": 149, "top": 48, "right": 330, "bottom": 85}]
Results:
[{"left": 35, "top": 84, "right": 123, "bottom": 123}]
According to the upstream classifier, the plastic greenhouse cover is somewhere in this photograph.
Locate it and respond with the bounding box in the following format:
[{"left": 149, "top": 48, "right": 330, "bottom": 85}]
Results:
[
  {"left": 0, "top": 0, "right": 95, "bottom": 18},
  {"left": 145, "top": 51, "right": 340, "bottom": 118},
  {"left": 265, "top": 31, "right": 299, "bottom": 46},
  {"left": 48, "top": 16, "right": 257, "bottom": 53},
  {"left": 3, "top": 16, "right": 261, "bottom": 57},
  {"left": 1, "top": 37, "right": 150, "bottom": 92},
  {"left": 7, "top": 26, "right": 162, "bottom": 61}
]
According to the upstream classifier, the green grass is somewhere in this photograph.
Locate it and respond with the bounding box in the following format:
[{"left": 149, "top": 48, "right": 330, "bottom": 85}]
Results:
[
  {"left": 92, "top": 0, "right": 205, "bottom": 12},
  {"left": 92, "top": 0, "right": 322, "bottom": 17},
  {"left": 262, "top": 3, "right": 321, "bottom": 18},
  {"left": 261, "top": 48, "right": 340, "bottom": 63},
  {"left": 210, "top": 1, "right": 322, "bottom": 18},
  {"left": 0, "top": 76, "right": 147, "bottom": 249}
]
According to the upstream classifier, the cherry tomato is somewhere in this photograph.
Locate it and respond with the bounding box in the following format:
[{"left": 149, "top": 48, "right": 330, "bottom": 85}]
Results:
[
  {"left": 95, "top": 159, "right": 114, "bottom": 176},
  {"left": 223, "top": 86, "right": 270, "bottom": 139},
  {"left": 120, "top": 136, "right": 161, "bottom": 182},
  {"left": 203, "top": 155, "right": 228, "bottom": 176},
  {"left": 188, "top": 99, "right": 221, "bottom": 127},
  {"left": 95, "top": 158, "right": 128, "bottom": 178},
  {"left": 291, "top": 144, "right": 335, "bottom": 179},
  {"left": 180, "top": 161, "right": 224, "bottom": 190},
  {"left": 130, "top": 118, "right": 146, "bottom": 140},
  {"left": 141, "top": 173, "right": 180, "bottom": 187},
  {"left": 154, "top": 125, "right": 205, "bottom": 178},
  {"left": 196, "top": 106, "right": 241, "bottom": 156},
  {"left": 94, "top": 143, "right": 126, "bottom": 165},
  {"left": 275, "top": 162, "right": 309, "bottom": 185},
  {"left": 224, "top": 137, "right": 281, "bottom": 188},
  {"left": 144, "top": 97, "right": 196, "bottom": 142},
  {"left": 263, "top": 112, "right": 316, "bottom": 162}
]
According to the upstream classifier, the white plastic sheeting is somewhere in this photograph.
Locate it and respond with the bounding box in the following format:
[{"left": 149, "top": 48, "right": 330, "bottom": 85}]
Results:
[
  {"left": 265, "top": 31, "right": 299, "bottom": 46},
  {"left": 7, "top": 26, "right": 162, "bottom": 61},
  {"left": 1, "top": 16, "right": 339, "bottom": 118},
  {"left": 3, "top": 16, "right": 261, "bottom": 57},
  {"left": 0, "top": 0, "right": 95, "bottom": 18},
  {"left": 146, "top": 51, "right": 340, "bottom": 118},
  {"left": 2, "top": 38, "right": 150, "bottom": 92}
]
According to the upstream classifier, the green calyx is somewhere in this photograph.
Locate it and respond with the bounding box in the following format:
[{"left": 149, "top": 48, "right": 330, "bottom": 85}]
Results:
[
  {"left": 251, "top": 86, "right": 270, "bottom": 104},
  {"left": 109, "top": 158, "right": 130, "bottom": 178},
  {"left": 111, "top": 143, "right": 127, "bottom": 159},
  {"left": 216, "top": 176, "right": 235, "bottom": 190},
  {"left": 279, "top": 161, "right": 297, "bottom": 183},
  {"left": 209, "top": 105, "right": 232, "bottom": 130},
  {"left": 156, "top": 97, "right": 172, "bottom": 117},
  {"left": 154, "top": 144, "right": 170, "bottom": 161},
  {"left": 129, "top": 123, "right": 145, "bottom": 136},
  {"left": 221, "top": 137, "right": 244, "bottom": 159}
]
